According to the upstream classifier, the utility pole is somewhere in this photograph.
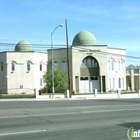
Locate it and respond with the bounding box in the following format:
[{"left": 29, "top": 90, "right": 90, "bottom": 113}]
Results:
[{"left": 65, "top": 19, "right": 72, "bottom": 98}]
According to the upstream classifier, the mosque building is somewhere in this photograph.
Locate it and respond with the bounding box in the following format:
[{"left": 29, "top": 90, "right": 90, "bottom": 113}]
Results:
[
  {"left": 0, "top": 31, "right": 139, "bottom": 94},
  {"left": 48, "top": 31, "right": 126, "bottom": 93}
]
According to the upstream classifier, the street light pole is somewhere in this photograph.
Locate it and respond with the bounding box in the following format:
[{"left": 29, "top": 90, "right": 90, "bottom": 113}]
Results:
[{"left": 51, "top": 24, "right": 63, "bottom": 98}]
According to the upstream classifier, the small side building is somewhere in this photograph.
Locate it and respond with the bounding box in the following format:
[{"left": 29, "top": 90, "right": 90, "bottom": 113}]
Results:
[{"left": 0, "top": 40, "right": 47, "bottom": 94}]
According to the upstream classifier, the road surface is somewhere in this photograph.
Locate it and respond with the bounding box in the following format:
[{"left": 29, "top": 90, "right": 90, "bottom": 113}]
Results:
[{"left": 0, "top": 99, "right": 140, "bottom": 140}]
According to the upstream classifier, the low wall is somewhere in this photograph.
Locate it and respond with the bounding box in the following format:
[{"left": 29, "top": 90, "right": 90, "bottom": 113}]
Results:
[
  {"left": 72, "top": 94, "right": 94, "bottom": 99},
  {"left": 36, "top": 89, "right": 140, "bottom": 99},
  {"left": 36, "top": 91, "right": 65, "bottom": 99}
]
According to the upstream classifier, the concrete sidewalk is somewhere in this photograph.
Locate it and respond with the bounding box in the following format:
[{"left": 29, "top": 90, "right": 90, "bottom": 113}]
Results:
[{"left": 0, "top": 93, "right": 140, "bottom": 101}]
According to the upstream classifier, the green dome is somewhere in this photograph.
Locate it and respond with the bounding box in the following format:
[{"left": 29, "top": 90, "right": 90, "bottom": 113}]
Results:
[
  {"left": 15, "top": 40, "right": 34, "bottom": 52},
  {"left": 72, "top": 31, "right": 97, "bottom": 46}
]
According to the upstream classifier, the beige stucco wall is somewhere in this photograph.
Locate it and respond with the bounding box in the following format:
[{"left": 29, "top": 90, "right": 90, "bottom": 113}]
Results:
[
  {"left": 48, "top": 48, "right": 67, "bottom": 70},
  {"left": 0, "top": 52, "right": 47, "bottom": 94}
]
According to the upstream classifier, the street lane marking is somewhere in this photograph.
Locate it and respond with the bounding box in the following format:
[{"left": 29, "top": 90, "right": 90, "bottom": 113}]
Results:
[
  {"left": 0, "top": 108, "right": 140, "bottom": 119},
  {"left": 63, "top": 104, "right": 140, "bottom": 109},
  {"left": 0, "top": 130, "right": 46, "bottom": 137},
  {"left": 81, "top": 108, "right": 140, "bottom": 113}
]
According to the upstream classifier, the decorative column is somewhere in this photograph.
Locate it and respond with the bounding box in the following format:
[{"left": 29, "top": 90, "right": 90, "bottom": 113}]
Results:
[
  {"left": 130, "top": 69, "right": 134, "bottom": 91},
  {"left": 100, "top": 76, "right": 103, "bottom": 93}
]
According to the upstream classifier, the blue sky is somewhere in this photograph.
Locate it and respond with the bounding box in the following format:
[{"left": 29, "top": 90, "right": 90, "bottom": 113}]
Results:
[{"left": 0, "top": 0, "right": 140, "bottom": 65}]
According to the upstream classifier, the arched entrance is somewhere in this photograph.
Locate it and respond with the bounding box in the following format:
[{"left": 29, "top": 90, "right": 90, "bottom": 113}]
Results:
[{"left": 79, "top": 56, "right": 100, "bottom": 93}]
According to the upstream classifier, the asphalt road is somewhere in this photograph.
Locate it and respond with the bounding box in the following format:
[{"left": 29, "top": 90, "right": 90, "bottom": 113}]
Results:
[{"left": 0, "top": 99, "right": 140, "bottom": 140}]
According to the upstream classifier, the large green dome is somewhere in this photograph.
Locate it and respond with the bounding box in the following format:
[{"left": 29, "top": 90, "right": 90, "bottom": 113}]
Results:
[
  {"left": 15, "top": 40, "right": 34, "bottom": 52},
  {"left": 72, "top": 31, "right": 97, "bottom": 46}
]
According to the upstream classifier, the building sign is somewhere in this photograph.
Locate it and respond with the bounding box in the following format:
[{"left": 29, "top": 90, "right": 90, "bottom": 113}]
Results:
[{"left": 79, "top": 49, "right": 100, "bottom": 55}]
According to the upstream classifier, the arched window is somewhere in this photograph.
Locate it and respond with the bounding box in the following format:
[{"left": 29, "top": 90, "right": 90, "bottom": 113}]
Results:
[
  {"left": 27, "top": 61, "right": 31, "bottom": 72},
  {"left": 62, "top": 61, "right": 67, "bottom": 71},
  {"left": 81, "top": 57, "right": 98, "bottom": 68},
  {"left": 11, "top": 61, "right": 16, "bottom": 72},
  {"left": 40, "top": 63, "right": 42, "bottom": 71},
  {"left": 87, "top": 58, "right": 91, "bottom": 67},
  {"left": 54, "top": 61, "right": 58, "bottom": 71},
  {"left": 91, "top": 59, "right": 95, "bottom": 67},
  {"left": 83, "top": 59, "right": 87, "bottom": 67}
]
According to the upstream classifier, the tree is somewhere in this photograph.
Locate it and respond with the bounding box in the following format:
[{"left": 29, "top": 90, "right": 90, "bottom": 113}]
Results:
[{"left": 43, "top": 70, "right": 68, "bottom": 93}]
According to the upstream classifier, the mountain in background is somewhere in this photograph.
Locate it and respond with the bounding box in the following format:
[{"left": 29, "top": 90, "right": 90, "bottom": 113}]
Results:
[{"left": 126, "top": 64, "right": 140, "bottom": 70}]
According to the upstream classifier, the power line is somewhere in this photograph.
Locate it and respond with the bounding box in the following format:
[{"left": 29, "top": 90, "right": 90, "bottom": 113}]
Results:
[
  {"left": 72, "top": 47, "right": 140, "bottom": 64},
  {"left": 0, "top": 42, "right": 140, "bottom": 63},
  {"left": 0, "top": 43, "right": 67, "bottom": 47},
  {"left": 72, "top": 46, "right": 140, "bottom": 60}
]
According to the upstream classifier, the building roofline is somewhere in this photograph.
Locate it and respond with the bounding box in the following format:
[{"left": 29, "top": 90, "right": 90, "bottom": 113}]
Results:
[
  {"left": 107, "top": 47, "right": 126, "bottom": 50},
  {"left": 72, "top": 45, "right": 108, "bottom": 47},
  {"left": 0, "top": 51, "right": 47, "bottom": 54},
  {"left": 47, "top": 48, "right": 67, "bottom": 51}
]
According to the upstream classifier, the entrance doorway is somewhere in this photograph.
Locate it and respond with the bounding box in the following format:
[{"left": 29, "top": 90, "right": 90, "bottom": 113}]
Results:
[
  {"left": 90, "top": 77, "right": 100, "bottom": 92},
  {"left": 79, "top": 77, "right": 89, "bottom": 93}
]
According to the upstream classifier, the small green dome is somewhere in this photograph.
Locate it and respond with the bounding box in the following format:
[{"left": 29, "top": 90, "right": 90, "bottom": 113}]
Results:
[
  {"left": 15, "top": 40, "right": 34, "bottom": 52},
  {"left": 72, "top": 31, "right": 97, "bottom": 46}
]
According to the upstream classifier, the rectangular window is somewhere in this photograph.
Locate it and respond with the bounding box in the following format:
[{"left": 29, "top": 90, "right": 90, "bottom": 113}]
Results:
[
  {"left": 20, "top": 85, "right": 23, "bottom": 89},
  {"left": 122, "top": 78, "right": 124, "bottom": 88},
  {"left": 110, "top": 78, "right": 115, "bottom": 89},
  {"left": 80, "top": 77, "right": 88, "bottom": 80},
  {"left": 40, "top": 78, "right": 43, "bottom": 86},
  {"left": 87, "top": 58, "right": 91, "bottom": 67},
  {"left": 112, "top": 61, "right": 114, "bottom": 70},
  {"left": 109, "top": 78, "right": 111, "bottom": 89},
  {"left": 119, "top": 61, "right": 121, "bottom": 70},
  {"left": 91, "top": 77, "right": 99, "bottom": 80},
  {"left": 91, "top": 59, "right": 95, "bottom": 67},
  {"left": 108, "top": 61, "right": 110, "bottom": 70},
  {"left": 121, "top": 62, "right": 124, "bottom": 70},
  {"left": 112, "top": 78, "right": 115, "bottom": 88},
  {"left": 118, "top": 78, "right": 121, "bottom": 88}
]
